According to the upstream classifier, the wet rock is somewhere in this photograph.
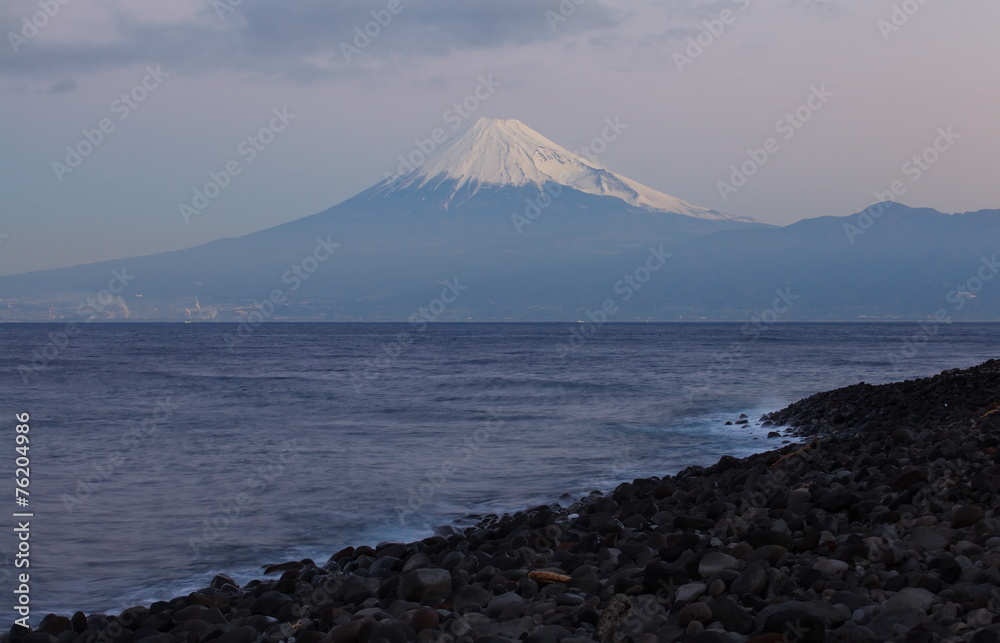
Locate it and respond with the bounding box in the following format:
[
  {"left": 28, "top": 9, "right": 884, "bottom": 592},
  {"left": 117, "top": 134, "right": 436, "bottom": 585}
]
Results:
[
  {"left": 38, "top": 617, "right": 73, "bottom": 637},
  {"left": 70, "top": 613, "right": 88, "bottom": 635},
  {"left": 453, "top": 584, "right": 494, "bottom": 612},
  {"left": 866, "top": 602, "right": 929, "bottom": 639},
  {"left": 554, "top": 593, "right": 584, "bottom": 607},
  {"left": 485, "top": 592, "right": 525, "bottom": 619},
  {"left": 813, "top": 558, "right": 849, "bottom": 575},
  {"left": 209, "top": 574, "right": 239, "bottom": 590},
  {"left": 748, "top": 545, "right": 788, "bottom": 566},
  {"left": 214, "top": 626, "right": 257, "bottom": 643},
  {"left": 760, "top": 610, "right": 826, "bottom": 642},
  {"left": 328, "top": 617, "right": 375, "bottom": 643},
  {"left": 525, "top": 624, "right": 572, "bottom": 643},
  {"left": 262, "top": 561, "right": 302, "bottom": 575},
  {"left": 747, "top": 635, "right": 787, "bottom": 643},
  {"left": 826, "top": 626, "right": 878, "bottom": 642},
  {"left": 249, "top": 591, "right": 293, "bottom": 617},
  {"left": 952, "top": 505, "right": 984, "bottom": 528},
  {"left": 21, "top": 634, "right": 57, "bottom": 643},
  {"left": 730, "top": 564, "right": 768, "bottom": 596},
  {"left": 972, "top": 630, "right": 1000, "bottom": 643},
  {"left": 676, "top": 582, "right": 708, "bottom": 603},
  {"left": 886, "top": 587, "right": 938, "bottom": 612},
  {"left": 787, "top": 488, "right": 811, "bottom": 504},
  {"left": 709, "top": 595, "right": 753, "bottom": 633},
  {"left": 687, "top": 632, "right": 739, "bottom": 643},
  {"left": 340, "top": 577, "right": 380, "bottom": 604},
  {"left": 891, "top": 428, "right": 914, "bottom": 444},
  {"left": 697, "top": 552, "right": 739, "bottom": 579},
  {"left": 128, "top": 635, "right": 173, "bottom": 643},
  {"left": 400, "top": 568, "right": 452, "bottom": 603},
  {"left": 891, "top": 469, "right": 927, "bottom": 492},
  {"left": 368, "top": 621, "right": 408, "bottom": 643},
  {"left": 677, "top": 602, "right": 713, "bottom": 626},
  {"left": 171, "top": 606, "right": 226, "bottom": 625},
  {"left": 401, "top": 607, "right": 439, "bottom": 633},
  {"left": 908, "top": 526, "right": 949, "bottom": 551},
  {"left": 756, "top": 601, "right": 847, "bottom": 631},
  {"left": 746, "top": 530, "right": 794, "bottom": 550}
]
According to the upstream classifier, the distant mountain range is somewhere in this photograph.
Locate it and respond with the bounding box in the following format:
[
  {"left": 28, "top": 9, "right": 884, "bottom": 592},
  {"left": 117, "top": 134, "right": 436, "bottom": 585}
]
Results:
[{"left": 1, "top": 118, "right": 998, "bottom": 322}]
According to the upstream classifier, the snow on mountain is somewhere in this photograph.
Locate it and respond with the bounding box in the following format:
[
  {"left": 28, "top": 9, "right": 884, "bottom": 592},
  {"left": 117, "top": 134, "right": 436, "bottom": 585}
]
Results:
[{"left": 379, "top": 118, "right": 748, "bottom": 222}]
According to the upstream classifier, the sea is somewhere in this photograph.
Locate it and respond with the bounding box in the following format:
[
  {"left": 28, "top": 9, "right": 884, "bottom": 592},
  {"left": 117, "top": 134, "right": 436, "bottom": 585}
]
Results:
[{"left": 0, "top": 322, "right": 997, "bottom": 625}]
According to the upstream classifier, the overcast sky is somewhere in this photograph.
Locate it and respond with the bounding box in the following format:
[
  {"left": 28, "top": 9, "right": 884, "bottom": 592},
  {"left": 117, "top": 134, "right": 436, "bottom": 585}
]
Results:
[{"left": 1, "top": 0, "right": 998, "bottom": 275}]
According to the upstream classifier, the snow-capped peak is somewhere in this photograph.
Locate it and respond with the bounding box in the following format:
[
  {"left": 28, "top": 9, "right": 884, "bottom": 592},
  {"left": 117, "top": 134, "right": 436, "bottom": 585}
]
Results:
[{"left": 381, "top": 118, "right": 746, "bottom": 221}]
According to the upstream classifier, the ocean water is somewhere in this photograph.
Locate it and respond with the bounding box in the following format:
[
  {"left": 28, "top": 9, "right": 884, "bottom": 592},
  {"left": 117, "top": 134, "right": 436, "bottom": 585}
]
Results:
[{"left": 0, "top": 322, "right": 997, "bottom": 625}]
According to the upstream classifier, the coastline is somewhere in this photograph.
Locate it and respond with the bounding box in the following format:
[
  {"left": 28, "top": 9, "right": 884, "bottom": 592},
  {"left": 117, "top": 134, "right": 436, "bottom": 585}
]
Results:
[{"left": 12, "top": 359, "right": 1000, "bottom": 643}]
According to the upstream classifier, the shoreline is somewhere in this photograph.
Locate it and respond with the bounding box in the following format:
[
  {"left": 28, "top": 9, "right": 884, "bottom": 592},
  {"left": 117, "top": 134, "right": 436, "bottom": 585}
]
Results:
[{"left": 12, "top": 359, "right": 1000, "bottom": 643}]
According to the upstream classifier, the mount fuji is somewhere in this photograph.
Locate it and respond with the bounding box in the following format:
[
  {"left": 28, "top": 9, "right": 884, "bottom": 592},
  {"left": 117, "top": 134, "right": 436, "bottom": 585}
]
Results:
[
  {"left": 3, "top": 119, "right": 999, "bottom": 322},
  {"left": 378, "top": 118, "right": 748, "bottom": 222},
  {"left": 0, "top": 118, "right": 762, "bottom": 321}
]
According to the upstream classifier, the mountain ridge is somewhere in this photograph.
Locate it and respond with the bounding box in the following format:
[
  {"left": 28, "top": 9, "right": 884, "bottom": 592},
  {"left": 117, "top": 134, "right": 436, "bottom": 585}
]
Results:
[{"left": 0, "top": 118, "right": 996, "bottom": 322}]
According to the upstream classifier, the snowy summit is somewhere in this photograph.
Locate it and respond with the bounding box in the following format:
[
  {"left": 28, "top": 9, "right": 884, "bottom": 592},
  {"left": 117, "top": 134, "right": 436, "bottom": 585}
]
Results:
[{"left": 381, "top": 118, "right": 745, "bottom": 221}]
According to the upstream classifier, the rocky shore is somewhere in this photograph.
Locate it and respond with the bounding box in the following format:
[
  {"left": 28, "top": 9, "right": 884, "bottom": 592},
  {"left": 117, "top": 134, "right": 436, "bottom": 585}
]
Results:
[{"left": 14, "top": 359, "right": 1000, "bottom": 643}]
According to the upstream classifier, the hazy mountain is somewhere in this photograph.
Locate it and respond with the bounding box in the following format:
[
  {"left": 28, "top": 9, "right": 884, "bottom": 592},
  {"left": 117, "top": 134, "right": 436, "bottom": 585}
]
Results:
[
  {"left": 574, "top": 202, "right": 1000, "bottom": 321},
  {"left": 0, "top": 118, "right": 760, "bottom": 321},
  {"left": 0, "top": 120, "right": 997, "bottom": 322}
]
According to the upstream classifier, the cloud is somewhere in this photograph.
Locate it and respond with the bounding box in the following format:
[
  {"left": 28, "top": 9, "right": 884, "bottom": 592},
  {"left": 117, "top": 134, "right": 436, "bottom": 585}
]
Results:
[
  {"left": 784, "top": 0, "right": 853, "bottom": 15},
  {"left": 43, "top": 78, "right": 77, "bottom": 94},
  {"left": 0, "top": 0, "right": 622, "bottom": 81}
]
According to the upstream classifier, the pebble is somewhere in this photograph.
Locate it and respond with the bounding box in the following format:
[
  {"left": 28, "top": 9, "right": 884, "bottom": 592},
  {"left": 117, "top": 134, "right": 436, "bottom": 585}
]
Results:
[
  {"left": 698, "top": 552, "right": 739, "bottom": 579},
  {"left": 399, "top": 568, "right": 452, "bottom": 603},
  {"left": 676, "top": 582, "right": 708, "bottom": 603},
  {"left": 952, "top": 505, "right": 985, "bottom": 528},
  {"left": 813, "top": 558, "right": 849, "bottom": 575},
  {"left": 677, "top": 602, "right": 714, "bottom": 626}
]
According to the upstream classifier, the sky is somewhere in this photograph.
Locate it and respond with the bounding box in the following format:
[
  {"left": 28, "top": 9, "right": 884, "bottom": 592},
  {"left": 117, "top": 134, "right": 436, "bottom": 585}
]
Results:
[{"left": 1, "top": 0, "right": 998, "bottom": 276}]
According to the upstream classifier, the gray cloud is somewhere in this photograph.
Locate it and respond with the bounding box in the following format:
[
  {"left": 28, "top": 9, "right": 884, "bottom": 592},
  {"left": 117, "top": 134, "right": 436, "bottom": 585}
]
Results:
[
  {"left": 785, "top": 0, "right": 852, "bottom": 15},
  {"left": 0, "top": 0, "right": 622, "bottom": 80},
  {"left": 43, "top": 78, "right": 77, "bottom": 94}
]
